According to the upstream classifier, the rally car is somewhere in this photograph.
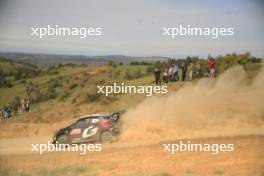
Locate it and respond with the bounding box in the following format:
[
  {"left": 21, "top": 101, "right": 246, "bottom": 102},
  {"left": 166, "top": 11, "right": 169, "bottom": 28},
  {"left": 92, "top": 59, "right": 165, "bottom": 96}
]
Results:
[{"left": 52, "top": 111, "right": 124, "bottom": 144}]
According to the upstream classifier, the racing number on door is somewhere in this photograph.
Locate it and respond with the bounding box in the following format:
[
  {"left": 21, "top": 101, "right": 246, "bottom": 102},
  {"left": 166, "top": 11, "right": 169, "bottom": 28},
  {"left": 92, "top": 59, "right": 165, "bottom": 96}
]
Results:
[{"left": 82, "top": 125, "right": 98, "bottom": 138}]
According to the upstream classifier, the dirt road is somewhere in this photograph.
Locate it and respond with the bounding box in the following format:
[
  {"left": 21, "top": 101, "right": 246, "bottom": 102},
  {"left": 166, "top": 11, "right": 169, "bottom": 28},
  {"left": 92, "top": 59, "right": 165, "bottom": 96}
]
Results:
[{"left": 0, "top": 135, "right": 263, "bottom": 176}]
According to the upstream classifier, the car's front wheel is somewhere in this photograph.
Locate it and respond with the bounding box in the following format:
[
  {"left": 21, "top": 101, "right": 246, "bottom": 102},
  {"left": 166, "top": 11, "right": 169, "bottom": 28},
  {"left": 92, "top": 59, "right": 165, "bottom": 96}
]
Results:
[{"left": 57, "top": 134, "right": 70, "bottom": 144}]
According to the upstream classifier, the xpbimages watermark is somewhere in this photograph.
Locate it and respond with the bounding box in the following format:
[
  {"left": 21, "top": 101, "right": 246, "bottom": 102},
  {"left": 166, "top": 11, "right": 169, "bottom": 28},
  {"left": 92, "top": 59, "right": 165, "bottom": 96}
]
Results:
[
  {"left": 163, "top": 24, "right": 234, "bottom": 39},
  {"left": 31, "top": 25, "right": 102, "bottom": 39},
  {"left": 31, "top": 141, "right": 102, "bottom": 155},
  {"left": 163, "top": 141, "right": 234, "bottom": 155},
  {"left": 97, "top": 83, "right": 168, "bottom": 96}
]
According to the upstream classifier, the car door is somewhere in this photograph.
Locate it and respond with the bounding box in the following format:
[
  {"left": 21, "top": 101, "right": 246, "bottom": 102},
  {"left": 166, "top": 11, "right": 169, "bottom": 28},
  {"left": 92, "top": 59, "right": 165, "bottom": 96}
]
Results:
[
  {"left": 68, "top": 119, "right": 87, "bottom": 142},
  {"left": 81, "top": 118, "right": 100, "bottom": 140}
]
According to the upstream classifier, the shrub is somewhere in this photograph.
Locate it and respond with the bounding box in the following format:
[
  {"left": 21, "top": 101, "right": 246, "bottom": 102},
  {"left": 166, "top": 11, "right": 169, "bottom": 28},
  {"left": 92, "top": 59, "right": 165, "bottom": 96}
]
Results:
[
  {"left": 107, "top": 60, "right": 117, "bottom": 68},
  {"left": 108, "top": 71, "right": 113, "bottom": 78},
  {"left": 20, "top": 79, "right": 27, "bottom": 84},
  {"left": 146, "top": 66, "right": 154, "bottom": 73},
  {"left": 95, "top": 79, "right": 106, "bottom": 85},
  {"left": 69, "top": 83, "right": 78, "bottom": 89},
  {"left": 49, "top": 78, "right": 61, "bottom": 89},
  {"left": 132, "top": 68, "right": 143, "bottom": 79},
  {"left": 114, "top": 69, "right": 121, "bottom": 78},
  {"left": 59, "top": 91, "right": 71, "bottom": 101},
  {"left": 83, "top": 86, "right": 102, "bottom": 103},
  {"left": 123, "top": 69, "right": 132, "bottom": 80},
  {"left": 6, "top": 80, "right": 13, "bottom": 88}
]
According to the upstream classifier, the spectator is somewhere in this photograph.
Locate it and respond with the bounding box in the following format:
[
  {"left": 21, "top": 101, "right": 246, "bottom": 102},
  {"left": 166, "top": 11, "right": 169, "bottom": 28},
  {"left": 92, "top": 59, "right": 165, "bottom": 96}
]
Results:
[
  {"left": 189, "top": 62, "right": 194, "bottom": 81},
  {"left": 168, "top": 66, "right": 173, "bottom": 82},
  {"left": 21, "top": 99, "right": 26, "bottom": 112},
  {"left": 26, "top": 99, "right": 30, "bottom": 112},
  {"left": 195, "top": 63, "right": 202, "bottom": 79},
  {"left": 12, "top": 99, "right": 19, "bottom": 114},
  {"left": 3, "top": 104, "right": 11, "bottom": 119},
  {"left": 0, "top": 106, "right": 3, "bottom": 118},
  {"left": 162, "top": 68, "right": 169, "bottom": 84},
  {"left": 172, "top": 64, "right": 179, "bottom": 81},
  {"left": 12, "top": 104, "right": 19, "bottom": 114},
  {"left": 181, "top": 63, "right": 187, "bottom": 81},
  {"left": 154, "top": 67, "right": 161, "bottom": 85},
  {"left": 209, "top": 57, "right": 216, "bottom": 78}
]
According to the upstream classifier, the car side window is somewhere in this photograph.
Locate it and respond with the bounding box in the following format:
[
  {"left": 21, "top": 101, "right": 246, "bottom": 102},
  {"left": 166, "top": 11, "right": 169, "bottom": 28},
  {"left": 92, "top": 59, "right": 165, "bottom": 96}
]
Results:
[
  {"left": 73, "top": 119, "right": 87, "bottom": 126},
  {"left": 91, "top": 118, "right": 100, "bottom": 123}
]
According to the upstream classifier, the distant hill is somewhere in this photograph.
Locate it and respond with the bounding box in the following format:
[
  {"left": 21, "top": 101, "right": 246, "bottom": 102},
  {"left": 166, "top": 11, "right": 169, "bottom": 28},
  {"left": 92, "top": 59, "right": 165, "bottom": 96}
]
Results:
[{"left": 0, "top": 52, "right": 168, "bottom": 68}]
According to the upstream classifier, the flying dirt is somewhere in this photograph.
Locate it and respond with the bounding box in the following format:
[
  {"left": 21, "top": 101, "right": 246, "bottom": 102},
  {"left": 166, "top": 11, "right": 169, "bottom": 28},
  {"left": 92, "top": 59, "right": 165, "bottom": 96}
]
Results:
[{"left": 120, "top": 65, "right": 264, "bottom": 143}]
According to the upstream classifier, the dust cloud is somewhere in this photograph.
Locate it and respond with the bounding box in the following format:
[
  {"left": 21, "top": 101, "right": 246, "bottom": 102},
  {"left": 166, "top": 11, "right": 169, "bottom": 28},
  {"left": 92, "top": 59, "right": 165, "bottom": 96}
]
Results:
[{"left": 120, "top": 66, "right": 264, "bottom": 143}]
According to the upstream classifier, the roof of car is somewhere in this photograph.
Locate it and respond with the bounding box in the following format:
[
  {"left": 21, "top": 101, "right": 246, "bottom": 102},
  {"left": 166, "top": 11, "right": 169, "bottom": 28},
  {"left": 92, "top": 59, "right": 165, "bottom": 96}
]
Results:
[{"left": 79, "top": 113, "right": 112, "bottom": 119}]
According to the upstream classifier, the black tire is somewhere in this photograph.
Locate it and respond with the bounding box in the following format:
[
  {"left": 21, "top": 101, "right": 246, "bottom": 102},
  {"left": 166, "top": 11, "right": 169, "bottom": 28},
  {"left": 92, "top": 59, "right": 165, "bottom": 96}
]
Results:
[
  {"left": 100, "top": 131, "right": 114, "bottom": 143},
  {"left": 57, "top": 134, "right": 70, "bottom": 144}
]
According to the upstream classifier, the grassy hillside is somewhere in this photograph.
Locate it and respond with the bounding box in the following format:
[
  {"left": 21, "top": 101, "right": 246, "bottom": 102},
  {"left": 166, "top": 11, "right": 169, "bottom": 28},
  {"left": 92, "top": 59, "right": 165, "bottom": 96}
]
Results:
[
  {"left": 0, "top": 56, "right": 262, "bottom": 124},
  {"left": 0, "top": 61, "right": 155, "bottom": 123}
]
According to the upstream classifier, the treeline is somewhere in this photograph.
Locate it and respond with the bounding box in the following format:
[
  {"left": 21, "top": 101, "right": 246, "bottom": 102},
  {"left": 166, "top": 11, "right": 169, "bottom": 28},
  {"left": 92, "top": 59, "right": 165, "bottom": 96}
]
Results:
[
  {"left": 107, "top": 52, "right": 262, "bottom": 81},
  {"left": 107, "top": 60, "right": 153, "bottom": 67},
  {"left": 217, "top": 52, "right": 261, "bottom": 72},
  {"left": 130, "top": 61, "right": 153, "bottom": 65}
]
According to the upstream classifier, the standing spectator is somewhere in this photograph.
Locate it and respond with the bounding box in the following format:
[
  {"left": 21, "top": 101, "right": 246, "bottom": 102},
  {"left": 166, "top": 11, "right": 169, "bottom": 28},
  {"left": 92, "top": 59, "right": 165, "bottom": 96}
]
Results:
[
  {"left": 168, "top": 66, "right": 173, "bottom": 82},
  {"left": 26, "top": 99, "right": 30, "bottom": 112},
  {"left": 189, "top": 62, "right": 194, "bottom": 81},
  {"left": 3, "top": 106, "right": 8, "bottom": 119},
  {"left": 181, "top": 62, "right": 187, "bottom": 81},
  {"left": 0, "top": 106, "right": 3, "bottom": 119},
  {"left": 12, "top": 104, "right": 18, "bottom": 114},
  {"left": 21, "top": 99, "right": 26, "bottom": 112},
  {"left": 209, "top": 57, "right": 216, "bottom": 78},
  {"left": 162, "top": 68, "right": 169, "bottom": 84},
  {"left": 4, "top": 104, "right": 11, "bottom": 118},
  {"left": 12, "top": 96, "right": 21, "bottom": 114},
  {"left": 154, "top": 67, "right": 161, "bottom": 85},
  {"left": 172, "top": 64, "right": 179, "bottom": 81},
  {"left": 195, "top": 63, "right": 202, "bottom": 79}
]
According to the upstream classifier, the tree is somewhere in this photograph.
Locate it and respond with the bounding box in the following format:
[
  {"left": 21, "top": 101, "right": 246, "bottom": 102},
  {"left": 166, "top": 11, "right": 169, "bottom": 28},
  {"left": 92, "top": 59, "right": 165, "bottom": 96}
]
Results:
[
  {"left": 238, "top": 52, "right": 250, "bottom": 65},
  {"left": 107, "top": 60, "right": 117, "bottom": 67}
]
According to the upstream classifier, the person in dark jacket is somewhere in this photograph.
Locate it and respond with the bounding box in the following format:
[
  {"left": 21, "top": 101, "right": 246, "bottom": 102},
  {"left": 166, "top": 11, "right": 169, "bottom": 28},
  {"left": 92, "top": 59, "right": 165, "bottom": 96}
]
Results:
[
  {"left": 154, "top": 67, "right": 161, "bottom": 85},
  {"left": 181, "top": 62, "right": 187, "bottom": 81}
]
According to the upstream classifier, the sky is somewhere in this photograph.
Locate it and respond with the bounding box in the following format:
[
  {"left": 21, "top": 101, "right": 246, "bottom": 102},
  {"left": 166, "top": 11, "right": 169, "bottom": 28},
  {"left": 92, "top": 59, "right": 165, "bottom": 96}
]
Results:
[{"left": 0, "top": 0, "right": 263, "bottom": 58}]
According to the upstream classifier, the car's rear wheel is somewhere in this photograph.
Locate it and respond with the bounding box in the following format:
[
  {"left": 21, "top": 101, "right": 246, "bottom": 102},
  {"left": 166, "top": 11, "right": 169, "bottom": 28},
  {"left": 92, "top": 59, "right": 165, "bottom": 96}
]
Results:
[
  {"left": 100, "top": 131, "right": 114, "bottom": 143},
  {"left": 57, "top": 134, "right": 70, "bottom": 144}
]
